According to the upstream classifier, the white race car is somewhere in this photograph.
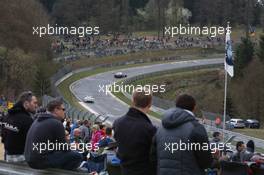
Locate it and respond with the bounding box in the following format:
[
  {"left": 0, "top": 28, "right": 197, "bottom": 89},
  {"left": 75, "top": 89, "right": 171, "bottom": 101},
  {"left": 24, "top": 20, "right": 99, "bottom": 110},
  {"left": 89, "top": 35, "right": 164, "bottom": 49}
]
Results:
[{"left": 83, "top": 96, "right": 95, "bottom": 103}]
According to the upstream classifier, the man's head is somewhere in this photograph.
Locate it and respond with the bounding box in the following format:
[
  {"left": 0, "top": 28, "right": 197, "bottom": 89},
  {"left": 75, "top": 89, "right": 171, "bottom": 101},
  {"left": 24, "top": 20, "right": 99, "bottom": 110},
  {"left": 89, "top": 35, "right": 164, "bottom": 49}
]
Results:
[
  {"left": 18, "top": 91, "right": 38, "bottom": 113},
  {"left": 105, "top": 127, "right": 112, "bottom": 137},
  {"left": 73, "top": 128, "right": 81, "bottom": 138},
  {"left": 236, "top": 141, "right": 245, "bottom": 152},
  {"left": 83, "top": 120, "right": 90, "bottom": 127},
  {"left": 213, "top": 131, "right": 222, "bottom": 140},
  {"left": 246, "top": 140, "right": 255, "bottom": 152},
  {"left": 92, "top": 124, "right": 99, "bottom": 132},
  {"left": 47, "top": 99, "right": 65, "bottom": 121},
  {"left": 132, "top": 88, "right": 152, "bottom": 113},
  {"left": 99, "top": 123, "right": 105, "bottom": 130},
  {"left": 176, "top": 94, "right": 196, "bottom": 112},
  {"left": 213, "top": 132, "right": 221, "bottom": 139}
]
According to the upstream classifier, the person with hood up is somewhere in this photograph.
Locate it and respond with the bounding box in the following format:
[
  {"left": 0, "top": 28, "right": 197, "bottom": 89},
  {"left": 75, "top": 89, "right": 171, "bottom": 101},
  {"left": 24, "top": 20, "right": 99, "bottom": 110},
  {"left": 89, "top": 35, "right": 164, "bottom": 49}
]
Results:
[
  {"left": 2, "top": 91, "right": 38, "bottom": 162},
  {"left": 152, "top": 94, "right": 213, "bottom": 175}
]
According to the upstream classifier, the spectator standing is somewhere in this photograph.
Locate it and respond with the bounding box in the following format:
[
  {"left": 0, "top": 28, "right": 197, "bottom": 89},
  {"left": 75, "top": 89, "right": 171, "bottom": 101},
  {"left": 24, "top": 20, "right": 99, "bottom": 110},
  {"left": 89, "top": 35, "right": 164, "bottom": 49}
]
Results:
[
  {"left": 152, "top": 94, "right": 213, "bottom": 175},
  {"left": 91, "top": 124, "right": 102, "bottom": 151},
  {"left": 113, "top": 88, "right": 156, "bottom": 175},
  {"left": 79, "top": 120, "right": 91, "bottom": 143}
]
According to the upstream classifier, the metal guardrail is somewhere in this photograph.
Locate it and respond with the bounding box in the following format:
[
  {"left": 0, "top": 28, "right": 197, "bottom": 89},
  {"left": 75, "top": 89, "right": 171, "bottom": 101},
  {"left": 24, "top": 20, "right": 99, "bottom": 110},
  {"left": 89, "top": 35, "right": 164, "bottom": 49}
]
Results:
[
  {"left": 50, "top": 54, "right": 211, "bottom": 123},
  {"left": 204, "top": 124, "right": 264, "bottom": 150},
  {"left": 50, "top": 54, "right": 210, "bottom": 96}
]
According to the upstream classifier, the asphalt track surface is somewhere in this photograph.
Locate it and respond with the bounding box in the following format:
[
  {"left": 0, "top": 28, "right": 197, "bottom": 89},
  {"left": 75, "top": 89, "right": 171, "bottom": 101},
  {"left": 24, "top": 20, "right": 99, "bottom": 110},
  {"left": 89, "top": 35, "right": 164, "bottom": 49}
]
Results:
[{"left": 70, "top": 58, "right": 223, "bottom": 125}]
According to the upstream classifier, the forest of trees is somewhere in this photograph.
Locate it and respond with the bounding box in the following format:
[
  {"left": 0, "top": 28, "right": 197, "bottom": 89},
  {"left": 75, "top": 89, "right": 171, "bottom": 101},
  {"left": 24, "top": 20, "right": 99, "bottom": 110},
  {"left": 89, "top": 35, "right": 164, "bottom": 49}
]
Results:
[
  {"left": 37, "top": 0, "right": 264, "bottom": 34},
  {"left": 229, "top": 35, "right": 264, "bottom": 122},
  {"left": 0, "top": 0, "right": 263, "bottom": 123},
  {"left": 0, "top": 0, "right": 57, "bottom": 97}
]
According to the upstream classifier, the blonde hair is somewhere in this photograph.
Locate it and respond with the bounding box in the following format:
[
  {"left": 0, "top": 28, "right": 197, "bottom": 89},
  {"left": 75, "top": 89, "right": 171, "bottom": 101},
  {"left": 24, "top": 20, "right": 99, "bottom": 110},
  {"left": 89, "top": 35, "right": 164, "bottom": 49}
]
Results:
[{"left": 92, "top": 124, "right": 99, "bottom": 131}]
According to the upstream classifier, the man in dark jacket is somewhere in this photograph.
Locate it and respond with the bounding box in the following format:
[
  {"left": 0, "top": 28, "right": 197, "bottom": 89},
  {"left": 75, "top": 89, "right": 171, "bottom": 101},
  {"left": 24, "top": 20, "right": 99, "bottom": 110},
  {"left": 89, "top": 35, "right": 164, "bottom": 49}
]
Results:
[
  {"left": 113, "top": 88, "right": 157, "bottom": 175},
  {"left": 24, "top": 99, "right": 82, "bottom": 170},
  {"left": 152, "top": 94, "right": 213, "bottom": 175},
  {"left": 2, "top": 91, "right": 38, "bottom": 162}
]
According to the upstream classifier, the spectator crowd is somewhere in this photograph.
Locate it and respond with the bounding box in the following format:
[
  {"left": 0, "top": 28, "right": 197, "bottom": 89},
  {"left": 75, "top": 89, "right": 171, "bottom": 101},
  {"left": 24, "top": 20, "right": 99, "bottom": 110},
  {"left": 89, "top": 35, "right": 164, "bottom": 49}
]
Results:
[
  {"left": 52, "top": 34, "right": 225, "bottom": 62},
  {"left": 0, "top": 90, "right": 263, "bottom": 175}
]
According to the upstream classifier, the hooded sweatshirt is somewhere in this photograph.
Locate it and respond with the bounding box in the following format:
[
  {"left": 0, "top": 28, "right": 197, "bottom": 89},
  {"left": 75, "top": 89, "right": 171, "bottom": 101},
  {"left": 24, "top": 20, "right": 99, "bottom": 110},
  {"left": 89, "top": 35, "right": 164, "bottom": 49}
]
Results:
[
  {"left": 153, "top": 107, "right": 213, "bottom": 175},
  {"left": 2, "top": 101, "right": 33, "bottom": 155},
  {"left": 24, "top": 112, "right": 67, "bottom": 169}
]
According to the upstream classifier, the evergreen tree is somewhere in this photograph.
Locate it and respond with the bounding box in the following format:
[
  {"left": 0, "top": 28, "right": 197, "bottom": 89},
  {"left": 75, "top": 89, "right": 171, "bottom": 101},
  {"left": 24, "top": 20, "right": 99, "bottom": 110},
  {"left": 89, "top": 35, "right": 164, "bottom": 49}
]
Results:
[
  {"left": 34, "top": 63, "right": 51, "bottom": 97},
  {"left": 234, "top": 37, "right": 254, "bottom": 77},
  {"left": 257, "top": 35, "right": 264, "bottom": 62},
  {"left": 226, "top": 95, "right": 236, "bottom": 117}
]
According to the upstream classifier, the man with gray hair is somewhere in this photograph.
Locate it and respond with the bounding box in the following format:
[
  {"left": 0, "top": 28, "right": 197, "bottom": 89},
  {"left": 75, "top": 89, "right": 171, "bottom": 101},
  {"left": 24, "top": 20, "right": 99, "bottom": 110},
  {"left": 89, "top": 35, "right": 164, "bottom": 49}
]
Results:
[
  {"left": 2, "top": 91, "right": 38, "bottom": 162},
  {"left": 113, "top": 88, "right": 157, "bottom": 175}
]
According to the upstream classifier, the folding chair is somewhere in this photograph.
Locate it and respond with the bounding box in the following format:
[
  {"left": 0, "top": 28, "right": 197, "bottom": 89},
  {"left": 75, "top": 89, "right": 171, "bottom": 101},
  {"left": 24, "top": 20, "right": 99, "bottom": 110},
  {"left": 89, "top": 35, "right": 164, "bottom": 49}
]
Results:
[{"left": 86, "top": 152, "right": 107, "bottom": 173}]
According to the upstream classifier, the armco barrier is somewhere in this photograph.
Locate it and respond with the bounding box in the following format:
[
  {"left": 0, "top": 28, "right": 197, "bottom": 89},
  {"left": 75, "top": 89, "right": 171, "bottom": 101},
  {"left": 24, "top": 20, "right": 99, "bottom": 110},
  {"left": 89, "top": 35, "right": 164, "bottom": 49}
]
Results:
[{"left": 50, "top": 54, "right": 213, "bottom": 122}]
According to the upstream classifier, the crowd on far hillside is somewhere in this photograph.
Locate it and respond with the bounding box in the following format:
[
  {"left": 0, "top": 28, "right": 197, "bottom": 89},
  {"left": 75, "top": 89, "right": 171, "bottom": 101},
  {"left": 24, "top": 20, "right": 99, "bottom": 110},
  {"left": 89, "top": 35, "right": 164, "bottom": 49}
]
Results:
[{"left": 52, "top": 34, "right": 225, "bottom": 62}]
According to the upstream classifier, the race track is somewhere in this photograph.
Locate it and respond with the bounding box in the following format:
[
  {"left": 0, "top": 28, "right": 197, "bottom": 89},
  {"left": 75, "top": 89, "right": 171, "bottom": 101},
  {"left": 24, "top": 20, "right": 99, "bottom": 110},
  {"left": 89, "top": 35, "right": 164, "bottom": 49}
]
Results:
[{"left": 70, "top": 58, "right": 223, "bottom": 124}]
